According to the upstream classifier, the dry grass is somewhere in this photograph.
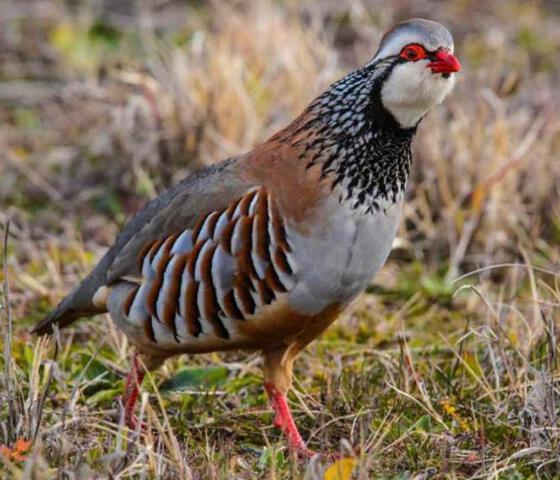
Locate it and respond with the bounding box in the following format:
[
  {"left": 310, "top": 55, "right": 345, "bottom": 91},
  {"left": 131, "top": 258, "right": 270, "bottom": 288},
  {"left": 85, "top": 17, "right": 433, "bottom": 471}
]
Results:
[{"left": 1, "top": 0, "right": 559, "bottom": 478}]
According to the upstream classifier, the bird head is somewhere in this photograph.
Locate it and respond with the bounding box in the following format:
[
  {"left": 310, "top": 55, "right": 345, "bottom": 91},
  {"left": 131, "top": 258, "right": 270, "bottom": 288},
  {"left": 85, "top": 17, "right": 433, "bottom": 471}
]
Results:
[{"left": 370, "top": 18, "right": 461, "bottom": 129}]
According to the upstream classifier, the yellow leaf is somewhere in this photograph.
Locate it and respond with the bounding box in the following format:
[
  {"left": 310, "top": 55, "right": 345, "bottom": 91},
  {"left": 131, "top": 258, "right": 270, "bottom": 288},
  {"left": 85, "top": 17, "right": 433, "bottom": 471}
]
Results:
[
  {"left": 442, "top": 399, "right": 456, "bottom": 415},
  {"left": 11, "top": 147, "right": 27, "bottom": 160},
  {"left": 324, "top": 457, "right": 356, "bottom": 480},
  {"left": 470, "top": 184, "right": 486, "bottom": 213},
  {"left": 441, "top": 399, "right": 471, "bottom": 432},
  {"left": 50, "top": 22, "right": 77, "bottom": 52}
]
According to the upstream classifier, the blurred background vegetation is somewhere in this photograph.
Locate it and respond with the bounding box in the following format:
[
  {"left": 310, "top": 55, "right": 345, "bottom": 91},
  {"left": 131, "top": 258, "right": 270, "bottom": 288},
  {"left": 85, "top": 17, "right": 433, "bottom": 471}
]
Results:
[{"left": 0, "top": 0, "right": 559, "bottom": 478}]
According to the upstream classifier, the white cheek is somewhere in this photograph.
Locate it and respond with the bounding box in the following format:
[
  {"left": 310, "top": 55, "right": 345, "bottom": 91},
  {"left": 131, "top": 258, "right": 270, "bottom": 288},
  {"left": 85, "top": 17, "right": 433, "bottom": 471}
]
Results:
[{"left": 381, "top": 62, "right": 455, "bottom": 128}]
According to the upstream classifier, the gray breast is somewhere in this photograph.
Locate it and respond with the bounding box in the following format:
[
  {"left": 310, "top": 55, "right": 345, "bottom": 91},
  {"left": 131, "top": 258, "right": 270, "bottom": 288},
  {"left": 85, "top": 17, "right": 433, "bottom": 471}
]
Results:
[{"left": 286, "top": 193, "right": 402, "bottom": 315}]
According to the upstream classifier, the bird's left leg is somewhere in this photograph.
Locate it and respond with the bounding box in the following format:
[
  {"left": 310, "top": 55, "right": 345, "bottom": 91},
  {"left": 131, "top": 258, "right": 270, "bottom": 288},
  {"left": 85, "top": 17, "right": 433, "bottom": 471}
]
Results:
[
  {"left": 121, "top": 352, "right": 165, "bottom": 430},
  {"left": 263, "top": 344, "right": 315, "bottom": 458},
  {"left": 122, "top": 354, "right": 144, "bottom": 429}
]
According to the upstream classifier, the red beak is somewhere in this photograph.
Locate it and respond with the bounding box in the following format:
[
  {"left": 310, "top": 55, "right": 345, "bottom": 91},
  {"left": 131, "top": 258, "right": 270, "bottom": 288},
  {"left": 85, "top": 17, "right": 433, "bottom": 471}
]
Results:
[{"left": 428, "top": 49, "right": 461, "bottom": 74}]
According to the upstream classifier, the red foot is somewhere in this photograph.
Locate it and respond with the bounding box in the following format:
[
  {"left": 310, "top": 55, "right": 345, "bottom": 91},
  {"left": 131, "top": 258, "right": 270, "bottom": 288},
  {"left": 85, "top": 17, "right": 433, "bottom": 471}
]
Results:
[
  {"left": 264, "top": 382, "right": 317, "bottom": 459},
  {"left": 120, "top": 354, "right": 146, "bottom": 431},
  {"left": 115, "top": 395, "right": 148, "bottom": 431},
  {"left": 126, "top": 412, "right": 148, "bottom": 432}
]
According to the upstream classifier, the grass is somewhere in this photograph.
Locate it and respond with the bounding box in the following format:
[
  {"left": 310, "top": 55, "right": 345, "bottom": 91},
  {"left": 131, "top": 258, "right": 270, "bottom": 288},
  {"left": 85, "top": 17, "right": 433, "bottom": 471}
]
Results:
[{"left": 1, "top": 0, "right": 559, "bottom": 478}]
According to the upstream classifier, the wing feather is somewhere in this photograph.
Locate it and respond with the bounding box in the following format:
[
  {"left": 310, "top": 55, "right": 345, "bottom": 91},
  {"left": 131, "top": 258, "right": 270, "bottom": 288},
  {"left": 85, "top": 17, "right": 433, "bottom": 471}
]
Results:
[{"left": 120, "top": 186, "right": 298, "bottom": 345}]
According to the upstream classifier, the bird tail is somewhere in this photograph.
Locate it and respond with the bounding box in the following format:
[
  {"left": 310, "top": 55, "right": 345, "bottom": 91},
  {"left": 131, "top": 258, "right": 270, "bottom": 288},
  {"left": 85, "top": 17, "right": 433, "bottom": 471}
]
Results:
[{"left": 32, "top": 264, "right": 108, "bottom": 336}]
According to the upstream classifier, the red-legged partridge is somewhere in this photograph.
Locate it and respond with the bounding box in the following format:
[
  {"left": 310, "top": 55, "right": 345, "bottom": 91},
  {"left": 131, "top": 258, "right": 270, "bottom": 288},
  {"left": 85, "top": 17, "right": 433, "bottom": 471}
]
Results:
[{"left": 34, "top": 18, "right": 460, "bottom": 457}]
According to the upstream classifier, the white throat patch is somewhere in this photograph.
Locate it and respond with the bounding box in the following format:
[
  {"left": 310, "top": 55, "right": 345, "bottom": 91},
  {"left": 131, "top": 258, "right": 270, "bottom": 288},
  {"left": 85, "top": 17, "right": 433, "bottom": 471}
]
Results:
[{"left": 380, "top": 61, "right": 456, "bottom": 128}]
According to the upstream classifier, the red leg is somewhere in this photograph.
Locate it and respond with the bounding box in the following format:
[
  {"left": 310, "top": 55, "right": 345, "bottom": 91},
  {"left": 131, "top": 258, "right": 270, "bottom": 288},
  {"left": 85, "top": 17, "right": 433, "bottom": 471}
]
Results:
[
  {"left": 265, "top": 382, "right": 316, "bottom": 458},
  {"left": 122, "top": 354, "right": 145, "bottom": 430}
]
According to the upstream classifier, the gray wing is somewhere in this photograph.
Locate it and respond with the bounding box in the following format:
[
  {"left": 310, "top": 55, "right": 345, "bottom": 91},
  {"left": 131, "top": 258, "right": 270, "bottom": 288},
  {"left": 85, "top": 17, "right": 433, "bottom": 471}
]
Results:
[
  {"left": 106, "top": 158, "right": 256, "bottom": 283},
  {"left": 33, "top": 156, "right": 257, "bottom": 335}
]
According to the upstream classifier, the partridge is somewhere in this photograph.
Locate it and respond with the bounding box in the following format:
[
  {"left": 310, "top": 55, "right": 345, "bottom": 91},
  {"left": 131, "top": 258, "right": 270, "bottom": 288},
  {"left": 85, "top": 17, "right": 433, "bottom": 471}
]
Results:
[{"left": 34, "top": 18, "right": 460, "bottom": 457}]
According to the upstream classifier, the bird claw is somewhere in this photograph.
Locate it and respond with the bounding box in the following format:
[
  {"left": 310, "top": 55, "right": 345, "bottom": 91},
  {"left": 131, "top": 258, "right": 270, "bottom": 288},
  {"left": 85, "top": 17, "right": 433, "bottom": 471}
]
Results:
[
  {"left": 264, "top": 383, "right": 319, "bottom": 460},
  {"left": 321, "top": 450, "right": 343, "bottom": 462},
  {"left": 115, "top": 395, "right": 148, "bottom": 432},
  {"left": 126, "top": 413, "right": 149, "bottom": 433},
  {"left": 290, "top": 443, "right": 318, "bottom": 460},
  {"left": 273, "top": 415, "right": 284, "bottom": 429}
]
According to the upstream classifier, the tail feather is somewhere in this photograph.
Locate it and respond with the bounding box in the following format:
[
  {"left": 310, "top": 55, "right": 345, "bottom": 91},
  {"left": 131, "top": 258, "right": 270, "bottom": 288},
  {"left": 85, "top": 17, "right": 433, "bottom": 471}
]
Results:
[
  {"left": 32, "top": 293, "right": 101, "bottom": 335},
  {"left": 32, "top": 259, "right": 110, "bottom": 336}
]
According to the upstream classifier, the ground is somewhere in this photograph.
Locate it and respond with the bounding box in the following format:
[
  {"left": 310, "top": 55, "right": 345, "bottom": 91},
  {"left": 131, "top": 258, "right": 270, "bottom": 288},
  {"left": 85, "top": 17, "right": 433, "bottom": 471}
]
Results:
[{"left": 1, "top": 0, "right": 559, "bottom": 478}]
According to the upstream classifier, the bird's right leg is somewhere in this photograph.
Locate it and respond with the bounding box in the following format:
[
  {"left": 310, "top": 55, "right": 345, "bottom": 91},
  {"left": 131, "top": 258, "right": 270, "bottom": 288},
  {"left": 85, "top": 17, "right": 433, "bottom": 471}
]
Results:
[{"left": 263, "top": 345, "right": 315, "bottom": 458}]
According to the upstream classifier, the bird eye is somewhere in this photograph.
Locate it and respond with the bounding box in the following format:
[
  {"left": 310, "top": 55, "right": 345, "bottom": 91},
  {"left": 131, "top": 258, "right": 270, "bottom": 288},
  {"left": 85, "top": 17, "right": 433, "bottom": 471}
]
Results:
[
  {"left": 400, "top": 44, "right": 426, "bottom": 61},
  {"left": 405, "top": 48, "right": 418, "bottom": 59}
]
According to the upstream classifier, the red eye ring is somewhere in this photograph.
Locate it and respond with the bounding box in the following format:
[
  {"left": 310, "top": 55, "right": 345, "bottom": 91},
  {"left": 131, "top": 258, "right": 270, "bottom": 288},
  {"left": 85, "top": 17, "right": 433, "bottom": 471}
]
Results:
[{"left": 400, "top": 44, "right": 427, "bottom": 61}]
